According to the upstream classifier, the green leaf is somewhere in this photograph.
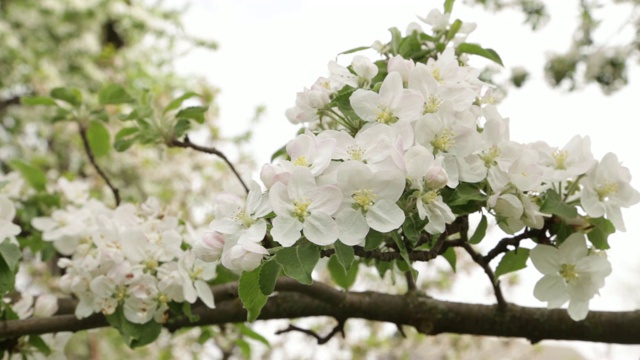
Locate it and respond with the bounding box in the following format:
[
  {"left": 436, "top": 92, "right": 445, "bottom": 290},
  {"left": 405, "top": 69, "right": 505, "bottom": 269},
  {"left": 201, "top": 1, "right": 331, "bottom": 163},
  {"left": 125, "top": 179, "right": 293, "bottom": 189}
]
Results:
[
  {"left": 28, "top": 335, "right": 52, "bottom": 356},
  {"left": 99, "top": 83, "right": 134, "bottom": 105},
  {"left": 469, "top": 215, "right": 487, "bottom": 244},
  {"left": 105, "top": 307, "right": 162, "bottom": 348},
  {"left": 587, "top": 217, "right": 614, "bottom": 250},
  {"left": 338, "top": 46, "right": 370, "bottom": 55},
  {"left": 441, "top": 247, "right": 457, "bottom": 272},
  {"left": 446, "top": 19, "right": 463, "bottom": 41},
  {"left": 50, "top": 87, "right": 82, "bottom": 106},
  {"left": 327, "top": 255, "right": 358, "bottom": 290},
  {"left": 391, "top": 233, "right": 417, "bottom": 279},
  {"left": 365, "top": 229, "right": 385, "bottom": 251},
  {"left": 388, "top": 27, "right": 403, "bottom": 55},
  {"left": 173, "top": 118, "right": 191, "bottom": 138},
  {"left": 402, "top": 212, "right": 428, "bottom": 246},
  {"left": 270, "top": 144, "right": 287, "bottom": 162},
  {"left": 444, "top": 0, "right": 455, "bottom": 14},
  {"left": 237, "top": 323, "right": 271, "bottom": 347},
  {"left": 447, "top": 182, "right": 488, "bottom": 206},
  {"left": 238, "top": 265, "right": 268, "bottom": 322},
  {"left": 0, "top": 240, "right": 21, "bottom": 272},
  {"left": 274, "top": 243, "right": 320, "bottom": 285},
  {"left": 334, "top": 241, "right": 355, "bottom": 271},
  {"left": 539, "top": 189, "right": 578, "bottom": 218},
  {"left": 8, "top": 160, "right": 47, "bottom": 192},
  {"left": 163, "top": 92, "right": 200, "bottom": 114},
  {"left": 235, "top": 338, "right": 251, "bottom": 359},
  {"left": 87, "top": 120, "right": 111, "bottom": 158},
  {"left": 495, "top": 248, "right": 530, "bottom": 277},
  {"left": 398, "top": 33, "right": 421, "bottom": 58},
  {"left": 456, "top": 43, "right": 504, "bottom": 67},
  {"left": 176, "top": 106, "right": 208, "bottom": 124},
  {"left": 258, "top": 258, "right": 281, "bottom": 296},
  {"left": 21, "top": 96, "right": 57, "bottom": 106},
  {"left": 113, "top": 127, "right": 139, "bottom": 152}
]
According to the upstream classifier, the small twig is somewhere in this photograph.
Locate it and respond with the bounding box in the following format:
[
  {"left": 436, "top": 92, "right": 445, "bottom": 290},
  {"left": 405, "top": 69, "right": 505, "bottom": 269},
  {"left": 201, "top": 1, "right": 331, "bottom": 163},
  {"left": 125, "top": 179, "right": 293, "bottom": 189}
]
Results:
[
  {"left": 405, "top": 271, "right": 417, "bottom": 292},
  {"left": 275, "top": 320, "right": 345, "bottom": 344},
  {"left": 170, "top": 136, "right": 249, "bottom": 194},
  {"left": 78, "top": 123, "right": 120, "bottom": 206},
  {"left": 396, "top": 324, "right": 407, "bottom": 338},
  {"left": 483, "top": 219, "right": 551, "bottom": 263},
  {"left": 461, "top": 242, "right": 507, "bottom": 310}
]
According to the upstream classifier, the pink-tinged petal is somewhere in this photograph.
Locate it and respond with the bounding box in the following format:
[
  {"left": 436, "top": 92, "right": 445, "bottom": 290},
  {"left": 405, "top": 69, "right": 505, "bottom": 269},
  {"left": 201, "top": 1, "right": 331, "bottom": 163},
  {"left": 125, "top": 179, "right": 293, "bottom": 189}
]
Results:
[
  {"left": 336, "top": 208, "right": 369, "bottom": 246},
  {"left": 271, "top": 216, "right": 302, "bottom": 247},
  {"left": 303, "top": 213, "right": 338, "bottom": 246},
  {"left": 196, "top": 280, "right": 215, "bottom": 308},
  {"left": 286, "top": 134, "right": 314, "bottom": 159},
  {"left": 241, "top": 241, "right": 269, "bottom": 255},
  {"left": 367, "top": 199, "right": 405, "bottom": 233},
  {"left": 350, "top": 90, "right": 381, "bottom": 122},
  {"left": 533, "top": 275, "right": 568, "bottom": 304},
  {"left": 269, "top": 182, "right": 293, "bottom": 216},
  {"left": 209, "top": 217, "right": 240, "bottom": 234},
  {"left": 310, "top": 185, "right": 342, "bottom": 216},
  {"left": 246, "top": 181, "right": 264, "bottom": 212},
  {"left": 567, "top": 299, "right": 590, "bottom": 321},
  {"left": 530, "top": 244, "right": 561, "bottom": 275}
]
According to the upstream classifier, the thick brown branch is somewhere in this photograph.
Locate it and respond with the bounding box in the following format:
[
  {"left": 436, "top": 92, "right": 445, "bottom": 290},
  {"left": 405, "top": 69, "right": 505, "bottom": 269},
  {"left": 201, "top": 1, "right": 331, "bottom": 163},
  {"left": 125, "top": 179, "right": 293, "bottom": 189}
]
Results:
[
  {"left": 3, "top": 280, "right": 640, "bottom": 344},
  {"left": 169, "top": 136, "right": 249, "bottom": 193},
  {"left": 78, "top": 123, "right": 121, "bottom": 206}
]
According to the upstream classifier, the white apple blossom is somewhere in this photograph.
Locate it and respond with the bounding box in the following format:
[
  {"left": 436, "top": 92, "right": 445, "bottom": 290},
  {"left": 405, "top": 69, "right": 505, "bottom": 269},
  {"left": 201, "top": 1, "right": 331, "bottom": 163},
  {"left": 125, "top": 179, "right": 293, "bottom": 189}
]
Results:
[
  {"left": 328, "top": 55, "right": 378, "bottom": 89},
  {"left": 0, "top": 194, "right": 21, "bottom": 242},
  {"left": 335, "top": 162, "right": 406, "bottom": 245},
  {"left": 580, "top": 152, "right": 640, "bottom": 231},
  {"left": 530, "top": 233, "right": 612, "bottom": 321},
  {"left": 532, "top": 135, "right": 596, "bottom": 183},
  {"left": 280, "top": 132, "right": 336, "bottom": 176},
  {"left": 270, "top": 167, "right": 342, "bottom": 246}
]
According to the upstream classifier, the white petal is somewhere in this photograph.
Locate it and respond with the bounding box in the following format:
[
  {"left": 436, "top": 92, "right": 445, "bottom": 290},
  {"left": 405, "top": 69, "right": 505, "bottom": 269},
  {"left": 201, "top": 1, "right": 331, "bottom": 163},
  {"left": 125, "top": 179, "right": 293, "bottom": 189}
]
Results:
[
  {"left": 196, "top": 280, "right": 215, "bottom": 309},
  {"left": 271, "top": 216, "right": 302, "bottom": 247},
  {"left": 336, "top": 208, "right": 369, "bottom": 246},
  {"left": 367, "top": 199, "right": 404, "bottom": 232},
  {"left": 303, "top": 213, "right": 338, "bottom": 246},
  {"left": 533, "top": 275, "right": 568, "bottom": 305},
  {"left": 530, "top": 245, "right": 561, "bottom": 275},
  {"left": 567, "top": 299, "right": 590, "bottom": 321}
]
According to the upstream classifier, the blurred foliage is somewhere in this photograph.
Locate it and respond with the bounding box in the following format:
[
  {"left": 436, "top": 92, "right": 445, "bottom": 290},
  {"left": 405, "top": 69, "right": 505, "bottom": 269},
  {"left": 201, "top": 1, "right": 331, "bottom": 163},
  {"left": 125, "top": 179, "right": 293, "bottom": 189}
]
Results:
[{"left": 468, "top": 0, "right": 638, "bottom": 94}]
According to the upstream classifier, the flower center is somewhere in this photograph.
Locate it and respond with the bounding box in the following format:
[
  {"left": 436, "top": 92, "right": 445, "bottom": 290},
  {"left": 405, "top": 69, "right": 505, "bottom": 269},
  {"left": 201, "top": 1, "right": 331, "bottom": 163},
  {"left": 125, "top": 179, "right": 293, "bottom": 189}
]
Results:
[
  {"left": 423, "top": 95, "right": 442, "bottom": 114},
  {"left": 431, "top": 68, "right": 443, "bottom": 83},
  {"left": 552, "top": 150, "right": 568, "bottom": 170},
  {"left": 559, "top": 263, "right": 578, "bottom": 283},
  {"left": 480, "top": 145, "right": 501, "bottom": 167},
  {"left": 352, "top": 189, "right": 377, "bottom": 211},
  {"left": 596, "top": 181, "right": 618, "bottom": 201},
  {"left": 347, "top": 145, "right": 365, "bottom": 161},
  {"left": 421, "top": 190, "right": 439, "bottom": 204},
  {"left": 292, "top": 199, "right": 311, "bottom": 222},
  {"left": 293, "top": 156, "right": 309, "bottom": 167},
  {"left": 376, "top": 107, "right": 398, "bottom": 124},
  {"left": 234, "top": 208, "right": 255, "bottom": 228},
  {"left": 431, "top": 128, "right": 455, "bottom": 153}
]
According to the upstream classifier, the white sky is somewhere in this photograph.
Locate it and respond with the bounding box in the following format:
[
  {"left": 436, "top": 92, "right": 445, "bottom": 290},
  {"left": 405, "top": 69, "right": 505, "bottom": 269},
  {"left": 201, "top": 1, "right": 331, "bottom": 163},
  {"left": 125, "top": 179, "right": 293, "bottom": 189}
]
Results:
[{"left": 175, "top": 1, "right": 640, "bottom": 358}]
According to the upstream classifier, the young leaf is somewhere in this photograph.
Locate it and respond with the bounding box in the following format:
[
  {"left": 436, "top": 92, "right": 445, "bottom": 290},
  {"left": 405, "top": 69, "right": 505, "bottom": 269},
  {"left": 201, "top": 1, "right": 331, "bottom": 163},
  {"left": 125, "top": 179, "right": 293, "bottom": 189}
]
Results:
[
  {"left": 456, "top": 43, "right": 504, "bottom": 67},
  {"left": 113, "top": 127, "right": 139, "bottom": 152},
  {"left": 338, "top": 46, "right": 370, "bottom": 55},
  {"left": 402, "top": 212, "right": 428, "bottom": 246},
  {"left": 469, "top": 214, "right": 487, "bottom": 244},
  {"left": 0, "top": 241, "right": 21, "bottom": 293},
  {"left": 587, "top": 217, "right": 614, "bottom": 250},
  {"left": 176, "top": 106, "right": 208, "bottom": 124},
  {"left": 365, "top": 229, "right": 385, "bottom": 251},
  {"left": 163, "top": 92, "right": 200, "bottom": 114},
  {"left": 446, "top": 19, "right": 463, "bottom": 41},
  {"left": 21, "top": 96, "right": 57, "bottom": 106},
  {"left": 259, "top": 258, "right": 281, "bottom": 296},
  {"left": 99, "top": 83, "right": 134, "bottom": 105},
  {"left": 444, "top": 0, "right": 455, "bottom": 14},
  {"left": 388, "top": 27, "right": 403, "bottom": 55},
  {"left": 238, "top": 265, "right": 268, "bottom": 322},
  {"left": 237, "top": 323, "right": 271, "bottom": 348},
  {"left": 50, "top": 87, "right": 82, "bottom": 106},
  {"left": 327, "top": 255, "right": 358, "bottom": 290},
  {"left": 495, "top": 248, "right": 530, "bottom": 277},
  {"left": 391, "top": 233, "right": 417, "bottom": 279},
  {"left": 441, "top": 247, "right": 457, "bottom": 272},
  {"left": 334, "top": 241, "right": 355, "bottom": 271},
  {"left": 539, "top": 189, "right": 578, "bottom": 218},
  {"left": 274, "top": 243, "right": 320, "bottom": 285},
  {"left": 8, "top": 160, "right": 47, "bottom": 192},
  {"left": 27, "top": 335, "right": 52, "bottom": 356},
  {"left": 87, "top": 120, "right": 111, "bottom": 157},
  {"left": 105, "top": 307, "right": 162, "bottom": 348}
]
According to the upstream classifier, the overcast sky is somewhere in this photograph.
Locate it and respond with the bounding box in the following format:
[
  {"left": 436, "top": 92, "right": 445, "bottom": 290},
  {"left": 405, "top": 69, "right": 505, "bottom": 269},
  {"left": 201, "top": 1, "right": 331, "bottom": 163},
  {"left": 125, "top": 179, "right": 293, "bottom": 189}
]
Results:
[{"left": 174, "top": 1, "right": 640, "bottom": 357}]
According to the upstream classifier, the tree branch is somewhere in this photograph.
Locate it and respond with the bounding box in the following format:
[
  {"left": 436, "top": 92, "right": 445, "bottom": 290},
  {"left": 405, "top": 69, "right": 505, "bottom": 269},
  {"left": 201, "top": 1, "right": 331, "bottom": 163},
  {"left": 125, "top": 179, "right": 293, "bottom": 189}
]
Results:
[
  {"left": 78, "top": 123, "right": 121, "bottom": 206},
  {"left": 460, "top": 241, "right": 507, "bottom": 310},
  {"left": 169, "top": 136, "right": 249, "bottom": 194},
  {"left": 2, "top": 279, "right": 640, "bottom": 344},
  {"left": 275, "top": 320, "right": 345, "bottom": 344}
]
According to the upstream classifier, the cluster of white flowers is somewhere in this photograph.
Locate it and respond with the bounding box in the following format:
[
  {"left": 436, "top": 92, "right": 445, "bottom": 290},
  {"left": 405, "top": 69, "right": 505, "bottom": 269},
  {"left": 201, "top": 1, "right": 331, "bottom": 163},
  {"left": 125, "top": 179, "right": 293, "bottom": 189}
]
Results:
[
  {"left": 32, "top": 195, "right": 215, "bottom": 324},
  {"left": 195, "top": 20, "right": 639, "bottom": 321}
]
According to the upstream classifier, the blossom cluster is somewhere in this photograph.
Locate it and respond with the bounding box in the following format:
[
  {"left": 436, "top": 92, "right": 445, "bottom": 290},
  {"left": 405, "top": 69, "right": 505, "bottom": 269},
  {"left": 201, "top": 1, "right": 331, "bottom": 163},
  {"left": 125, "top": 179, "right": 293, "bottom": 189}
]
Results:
[
  {"left": 32, "top": 196, "right": 215, "bottom": 324},
  {"left": 196, "top": 19, "right": 639, "bottom": 320}
]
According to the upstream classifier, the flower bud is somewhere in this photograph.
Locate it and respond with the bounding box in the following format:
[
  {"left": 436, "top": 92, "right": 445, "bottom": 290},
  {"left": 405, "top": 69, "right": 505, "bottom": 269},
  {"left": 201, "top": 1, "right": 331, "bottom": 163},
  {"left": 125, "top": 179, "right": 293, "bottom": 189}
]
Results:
[
  {"left": 34, "top": 294, "right": 58, "bottom": 317},
  {"left": 425, "top": 166, "right": 448, "bottom": 190},
  {"left": 194, "top": 232, "right": 225, "bottom": 262}
]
